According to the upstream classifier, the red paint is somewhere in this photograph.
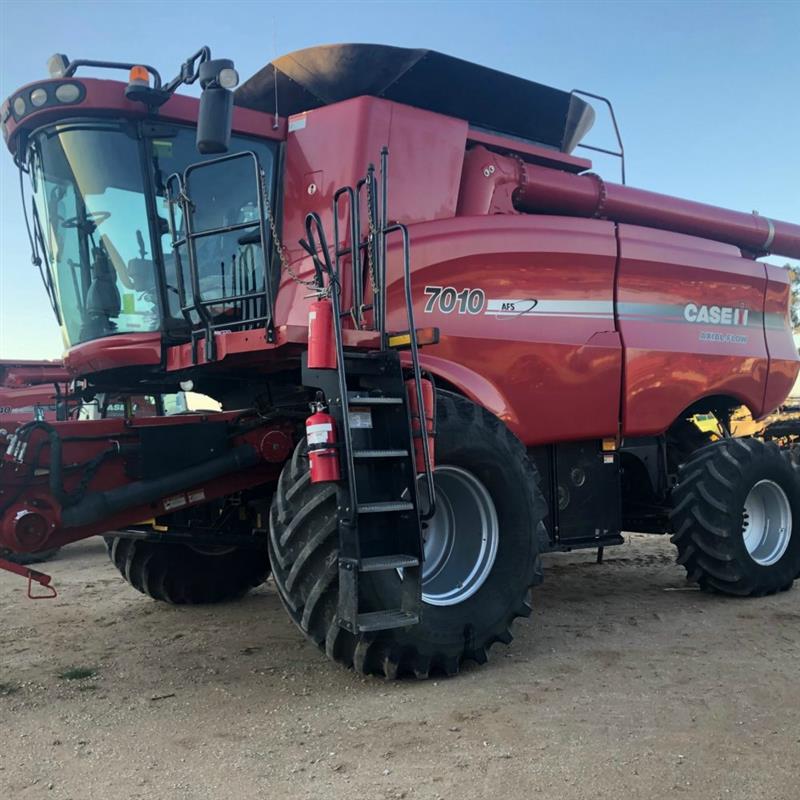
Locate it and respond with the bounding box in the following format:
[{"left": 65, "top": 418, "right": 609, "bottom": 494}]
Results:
[
  {"left": 616, "top": 225, "right": 770, "bottom": 435},
  {"left": 307, "top": 298, "right": 336, "bottom": 369},
  {"left": 0, "top": 412, "right": 286, "bottom": 551},
  {"left": 3, "top": 66, "right": 800, "bottom": 557},
  {"left": 762, "top": 263, "right": 798, "bottom": 413},
  {"left": 0, "top": 360, "right": 69, "bottom": 387},
  {"left": 0, "top": 557, "right": 57, "bottom": 599},
  {"left": 306, "top": 407, "right": 340, "bottom": 483},
  {"left": 0, "top": 359, "right": 68, "bottom": 425},
  {"left": 3, "top": 78, "right": 282, "bottom": 155},
  {"left": 477, "top": 148, "right": 800, "bottom": 260},
  {"left": 390, "top": 215, "right": 623, "bottom": 444},
  {"left": 64, "top": 332, "right": 162, "bottom": 375}
]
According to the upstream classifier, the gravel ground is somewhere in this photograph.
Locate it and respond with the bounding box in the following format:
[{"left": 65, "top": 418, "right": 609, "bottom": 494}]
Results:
[{"left": 1, "top": 534, "right": 799, "bottom": 800}]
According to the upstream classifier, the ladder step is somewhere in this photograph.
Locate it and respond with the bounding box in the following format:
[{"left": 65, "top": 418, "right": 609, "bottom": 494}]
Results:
[
  {"left": 353, "top": 449, "right": 409, "bottom": 459},
  {"left": 359, "top": 555, "right": 420, "bottom": 572},
  {"left": 348, "top": 395, "right": 403, "bottom": 406},
  {"left": 357, "top": 501, "right": 414, "bottom": 514},
  {"left": 357, "top": 610, "right": 419, "bottom": 633}
]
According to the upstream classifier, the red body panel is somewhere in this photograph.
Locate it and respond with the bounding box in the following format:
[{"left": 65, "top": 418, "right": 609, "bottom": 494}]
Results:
[
  {"left": 386, "top": 216, "right": 622, "bottom": 444},
  {"left": 762, "top": 264, "right": 798, "bottom": 412},
  {"left": 0, "top": 385, "right": 60, "bottom": 424},
  {"left": 0, "top": 360, "right": 68, "bottom": 425},
  {"left": 64, "top": 332, "right": 162, "bottom": 375},
  {"left": 616, "top": 226, "right": 770, "bottom": 436}
]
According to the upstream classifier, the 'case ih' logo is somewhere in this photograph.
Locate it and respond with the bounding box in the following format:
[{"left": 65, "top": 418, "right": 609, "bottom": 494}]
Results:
[{"left": 683, "top": 303, "right": 750, "bottom": 326}]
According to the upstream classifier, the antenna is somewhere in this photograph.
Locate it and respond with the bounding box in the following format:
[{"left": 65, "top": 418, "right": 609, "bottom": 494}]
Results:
[{"left": 271, "top": 20, "right": 279, "bottom": 130}]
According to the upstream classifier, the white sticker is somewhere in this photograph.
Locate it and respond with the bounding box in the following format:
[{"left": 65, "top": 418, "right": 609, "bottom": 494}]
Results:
[
  {"left": 188, "top": 489, "right": 206, "bottom": 504},
  {"left": 307, "top": 422, "right": 333, "bottom": 445},
  {"left": 288, "top": 115, "right": 307, "bottom": 132},
  {"left": 163, "top": 493, "right": 188, "bottom": 511},
  {"left": 348, "top": 408, "right": 373, "bottom": 429}
]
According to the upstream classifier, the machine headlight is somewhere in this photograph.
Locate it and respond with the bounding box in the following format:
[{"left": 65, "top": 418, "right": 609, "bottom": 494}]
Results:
[
  {"left": 54, "top": 83, "right": 81, "bottom": 103},
  {"left": 13, "top": 96, "right": 26, "bottom": 116},
  {"left": 30, "top": 88, "right": 48, "bottom": 107},
  {"left": 47, "top": 54, "right": 70, "bottom": 79},
  {"left": 218, "top": 67, "right": 239, "bottom": 89}
]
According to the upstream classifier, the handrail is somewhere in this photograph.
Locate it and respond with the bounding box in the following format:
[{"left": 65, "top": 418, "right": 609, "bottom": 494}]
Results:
[
  {"left": 165, "top": 151, "right": 274, "bottom": 362},
  {"left": 570, "top": 89, "right": 626, "bottom": 185}
]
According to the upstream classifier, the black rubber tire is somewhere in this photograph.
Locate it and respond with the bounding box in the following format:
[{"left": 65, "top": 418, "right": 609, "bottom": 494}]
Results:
[
  {"left": 268, "top": 390, "right": 546, "bottom": 678},
  {"left": 104, "top": 537, "right": 269, "bottom": 604},
  {"left": 0, "top": 547, "right": 60, "bottom": 565},
  {"left": 670, "top": 437, "right": 800, "bottom": 596}
]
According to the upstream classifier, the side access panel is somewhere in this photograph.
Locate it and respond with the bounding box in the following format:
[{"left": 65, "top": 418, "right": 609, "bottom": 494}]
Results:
[
  {"left": 530, "top": 440, "right": 623, "bottom": 550},
  {"left": 762, "top": 263, "right": 800, "bottom": 412},
  {"left": 387, "top": 215, "right": 623, "bottom": 446},
  {"left": 617, "top": 224, "right": 769, "bottom": 437}
]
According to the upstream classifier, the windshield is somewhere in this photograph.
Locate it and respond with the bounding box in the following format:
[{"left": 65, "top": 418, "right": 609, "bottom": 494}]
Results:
[
  {"left": 30, "top": 122, "right": 159, "bottom": 346},
  {"left": 28, "top": 120, "right": 278, "bottom": 349}
]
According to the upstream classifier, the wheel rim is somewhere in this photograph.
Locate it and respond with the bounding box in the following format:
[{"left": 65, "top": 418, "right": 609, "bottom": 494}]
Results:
[
  {"left": 415, "top": 465, "right": 499, "bottom": 607},
  {"left": 742, "top": 479, "right": 792, "bottom": 566}
]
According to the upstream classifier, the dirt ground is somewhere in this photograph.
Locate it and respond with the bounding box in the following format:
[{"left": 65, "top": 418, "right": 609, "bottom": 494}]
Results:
[{"left": 1, "top": 534, "right": 799, "bottom": 800}]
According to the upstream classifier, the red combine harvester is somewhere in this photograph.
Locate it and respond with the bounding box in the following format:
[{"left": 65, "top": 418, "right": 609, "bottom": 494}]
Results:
[
  {"left": 0, "top": 359, "right": 69, "bottom": 425},
  {"left": 0, "top": 359, "right": 69, "bottom": 568},
  {"left": 2, "top": 44, "right": 800, "bottom": 677}
]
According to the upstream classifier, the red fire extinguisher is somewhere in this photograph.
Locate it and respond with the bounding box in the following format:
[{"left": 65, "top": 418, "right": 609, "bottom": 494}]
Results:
[
  {"left": 405, "top": 378, "right": 435, "bottom": 474},
  {"left": 307, "top": 297, "right": 336, "bottom": 370},
  {"left": 306, "top": 402, "right": 341, "bottom": 483}
]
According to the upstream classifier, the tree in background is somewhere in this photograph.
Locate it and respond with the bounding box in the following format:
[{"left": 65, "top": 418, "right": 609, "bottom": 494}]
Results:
[{"left": 788, "top": 264, "right": 800, "bottom": 332}]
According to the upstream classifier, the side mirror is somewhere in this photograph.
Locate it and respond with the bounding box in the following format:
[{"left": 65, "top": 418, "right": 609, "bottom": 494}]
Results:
[{"left": 196, "top": 58, "right": 238, "bottom": 155}]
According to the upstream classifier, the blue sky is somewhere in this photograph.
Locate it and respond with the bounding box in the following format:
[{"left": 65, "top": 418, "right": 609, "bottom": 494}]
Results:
[{"left": 1, "top": 0, "right": 798, "bottom": 359}]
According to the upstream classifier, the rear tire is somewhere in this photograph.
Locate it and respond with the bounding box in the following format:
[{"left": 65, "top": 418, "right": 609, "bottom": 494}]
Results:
[
  {"left": 269, "top": 391, "right": 546, "bottom": 678},
  {"left": 670, "top": 438, "right": 800, "bottom": 596},
  {"left": 105, "top": 537, "right": 269, "bottom": 604}
]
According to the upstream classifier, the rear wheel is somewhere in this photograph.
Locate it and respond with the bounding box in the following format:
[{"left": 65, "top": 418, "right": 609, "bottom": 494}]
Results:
[
  {"left": 269, "top": 391, "right": 546, "bottom": 678},
  {"left": 105, "top": 537, "right": 269, "bottom": 604},
  {"left": 670, "top": 438, "right": 800, "bottom": 595}
]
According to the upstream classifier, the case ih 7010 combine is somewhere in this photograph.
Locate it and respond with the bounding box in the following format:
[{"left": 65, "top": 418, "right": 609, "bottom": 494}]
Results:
[{"left": 2, "top": 44, "right": 800, "bottom": 678}]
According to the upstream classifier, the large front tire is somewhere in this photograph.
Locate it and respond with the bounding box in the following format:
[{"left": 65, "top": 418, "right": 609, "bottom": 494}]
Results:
[
  {"left": 670, "top": 438, "right": 800, "bottom": 596},
  {"left": 269, "top": 391, "right": 546, "bottom": 678}
]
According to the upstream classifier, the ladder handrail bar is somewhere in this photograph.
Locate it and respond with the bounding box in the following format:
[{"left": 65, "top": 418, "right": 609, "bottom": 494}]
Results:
[
  {"left": 384, "top": 222, "right": 436, "bottom": 521},
  {"left": 303, "top": 212, "right": 358, "bottom": 526},
  {"left": 333, "top": 185, "right": 364, "bottom": 328}
]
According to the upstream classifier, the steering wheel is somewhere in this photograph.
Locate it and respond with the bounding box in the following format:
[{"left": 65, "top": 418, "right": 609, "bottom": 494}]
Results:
[{"left": 62, "top": 211, "right": 111, "bottom": 229}]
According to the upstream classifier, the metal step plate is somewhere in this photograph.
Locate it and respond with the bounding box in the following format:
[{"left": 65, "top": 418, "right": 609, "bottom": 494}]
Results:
[
  {"left": 352, "top": 449, "right": 409, "bottom": 459},
  {"left": 357, "top": 609, "right": 419, "bottom": 632},
  {"left": 359, "top": 554, "right": 420, "bottom": 572},
  {"left": 347, "top": 395, "right": 403, "bottom": 405},
  {"left": 357, "top": 501, "right": 415, "bottom": 514}
]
